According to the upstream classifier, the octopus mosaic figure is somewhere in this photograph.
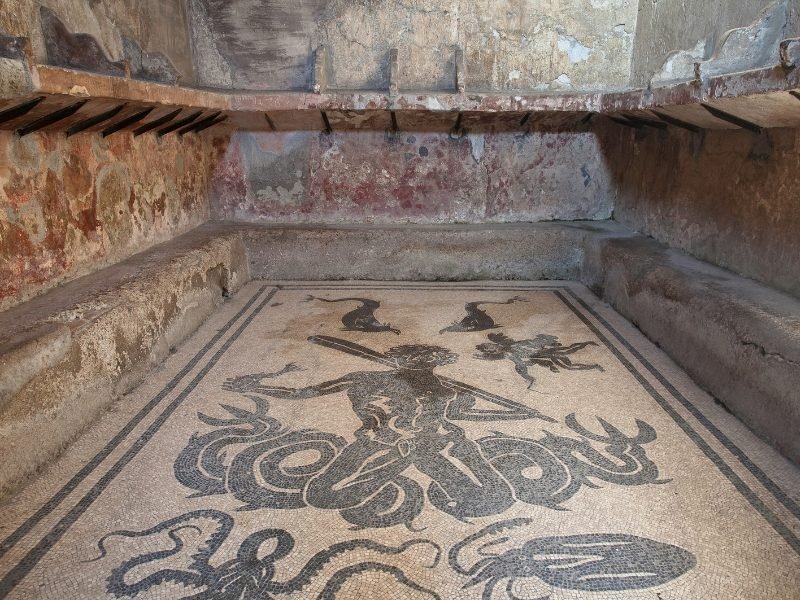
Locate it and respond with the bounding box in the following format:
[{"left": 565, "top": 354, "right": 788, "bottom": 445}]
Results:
[
  {"left": 89, "top": 509, "right": 443, "bottom": 599},
  {"left": 439, "top": 296, "right": 527, "bottom": 333},
  {"left": 304, "top": 295, "right": 401, "bottom": 334},
  {"left": 475, "top": 332, "right": 604, "bottom": 389},
  {"left": 175, "top": 335, "right": 667, "bottom": 530}
]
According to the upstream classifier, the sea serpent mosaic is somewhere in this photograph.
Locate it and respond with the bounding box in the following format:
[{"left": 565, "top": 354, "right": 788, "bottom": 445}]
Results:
[{"left": 174, "top": 335, "right": 665, "bottom": 529}]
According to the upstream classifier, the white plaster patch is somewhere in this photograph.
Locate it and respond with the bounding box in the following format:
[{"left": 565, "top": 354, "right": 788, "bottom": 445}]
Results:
[
  {"left": 549, "top": 73, "right": 573, "bottom": 90},
  {"left": 467, "top": 133, "right": 485, "bottom": 163},
  {"left": 68, "top": 85, "right": 91, "bottom": 97},
  {"left": 256, "top": 181, "right": 305, "bottom": 206},
  {"left": 557, "top": 34, "right": 593, "bottom": 63},
  {"left": 425, "top": 97, "right": 445, "bottom": 111}
]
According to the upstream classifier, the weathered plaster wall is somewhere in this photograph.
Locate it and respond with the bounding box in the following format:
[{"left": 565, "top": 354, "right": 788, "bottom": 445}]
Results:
[
  {"left": 1, "top": 0, "right": 194, "bottom": 82},
  {"left": 0, "top": 130, "right": 226, "bottom": 312},
  {"left": 189, "top": 0, "right": 637, "bottom": 91},
  {"left": 211, "top": 130, "right": 614, "bottom": 223},
  {"left": 631, "top": 0, "right": 799, "bottom": 86},
  {"left": 597, "top": 123, "right": 800, "bottom": 299}
]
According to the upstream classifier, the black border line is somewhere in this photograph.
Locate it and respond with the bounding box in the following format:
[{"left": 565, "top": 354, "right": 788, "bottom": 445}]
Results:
[
  {"left": 554, "top": 290, "right": 800, "bottom": 555},
  {"left": 563, "top": 288, "right": 800, "bottom": 523},
  {"left": 278, "top": 285, "right": 569, "bottom": 290},
  {"left": 0, "top": 283, "right": 797, "bottom": 595},
  {"left": 0, "top": 285, "right": 277, "bottom": 596}
]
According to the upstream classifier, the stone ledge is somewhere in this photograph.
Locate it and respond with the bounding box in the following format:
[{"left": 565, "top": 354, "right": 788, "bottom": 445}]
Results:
[
  {"left": 582, "top": 231, "right": 800, "bottom": 464},
  {"left": 0, "top": 225, "right": 250, "bottom": 496},
  {"left": 214, "top": 220, "right": 628, "bottom": 282},
  {"left": 1, "top": 59, "right": 799, "bottom": 135}
]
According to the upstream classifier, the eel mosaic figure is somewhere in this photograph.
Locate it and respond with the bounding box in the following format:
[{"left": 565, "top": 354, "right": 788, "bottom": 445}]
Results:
[
  {"left": 175, "top": 336, "right": 666, "bottom": 529},
  {"left": 475, "top": 332, "right": 604, "bottom": 389},
  {"left": 439, "top": 296, "right": 527, "bottom": 333},
  {"left": 90, "top": 509, "right": 442, "bottom": 599},
  {"left": 304, "top": 295, "right": 401, "bottom": 334}
]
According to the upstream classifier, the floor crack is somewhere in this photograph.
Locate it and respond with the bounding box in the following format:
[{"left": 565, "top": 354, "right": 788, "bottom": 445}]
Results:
[{"left": 740, "top": 339, "right": 800, "bottom": 367}]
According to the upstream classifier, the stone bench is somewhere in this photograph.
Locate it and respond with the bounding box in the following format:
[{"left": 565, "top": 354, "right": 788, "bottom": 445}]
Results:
[
  {"left": 582, "top": 230, "right": 800, "bottom": 464},
  {"left": 0, "top": 226, "right": 249, "bottom": 495}
]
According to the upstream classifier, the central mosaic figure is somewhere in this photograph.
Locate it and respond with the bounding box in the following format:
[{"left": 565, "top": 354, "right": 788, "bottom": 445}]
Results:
[
  {"left": 176, "top": 335, "right": 666, "bottom": 529},
  {"left": 227, "top": 340, "right": 547, "bottom": 525}
]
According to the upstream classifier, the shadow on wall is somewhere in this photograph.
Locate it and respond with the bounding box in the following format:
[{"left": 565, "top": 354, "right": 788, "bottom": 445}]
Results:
[
  {"left": 594, "top": 120, "right": 800, "bottom": 299},
  {"left": 210, "top": 129, "right": 616, "bottom": 224}
]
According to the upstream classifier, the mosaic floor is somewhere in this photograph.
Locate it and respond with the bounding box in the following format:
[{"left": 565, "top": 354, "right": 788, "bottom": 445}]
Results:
[{"left": 0, "top": 282, "right": 799, "bottom": 599}]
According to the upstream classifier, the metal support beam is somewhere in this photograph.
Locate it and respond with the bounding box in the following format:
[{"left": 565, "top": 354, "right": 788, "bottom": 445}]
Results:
[
  {"left": 102, "top": 107, "right": 153, "bottom": 137},
  {"left": 179, "top": 112, "right": 222, "bottom": 136},
  {"left": 386, "top": 110, "right": 400, "bottom": 142},
  {"left": 17, "top": 100, "right": 87, "bottom": 136},
  {"left": 156, "top": 111, "right": 202, "bottom": 137},
  {"left": 606, "top": 114, "right": 643, "bottom": 129},
  {"left": 651, "top": 110, "right": 705, "bottom": 134},
  {"left": 66, "top": 104, "right": 126, "bottom": 136},
  {"left": 321, "top": 110, "right": 333, "bottom": 134},
  {"left": 701, "top": 104, "right": 763, "bottom": 133},
  {"left": 133, "top": 109, "right": 182, "bottom": 137},
  {"left": 0, "top": 97, "right": 44, "bottom": 125},
  {"left": 623, "top": 113, "right": 668, "bottom": 130},
  {"left": 449, "top": 112, "right": 465, "bottom": 138},
  {"left": 194, "top": 115, "right": 228, "bottom": 134}
]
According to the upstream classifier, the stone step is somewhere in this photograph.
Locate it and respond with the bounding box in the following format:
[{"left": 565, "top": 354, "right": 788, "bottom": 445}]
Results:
[{"left": 582, "top": 229, "right": 800, "bottom": 464}]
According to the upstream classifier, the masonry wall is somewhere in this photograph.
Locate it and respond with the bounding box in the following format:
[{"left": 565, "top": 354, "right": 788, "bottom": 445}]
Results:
[
  {"left": 188, "top": 0, "right": 637, "bottom": 91},
  {"left": 631, "top": 0, "right": 799, "bottom": 86},
  {"left": 597, "top": 123, "right": 800, "bottom": 299},
  {"left": 0, "top": 130, "right": 226, "bottom": 312},
  {"left": 1, "top": 0, "right": 194, "bottom": 83},
  {"left": 211, "top": 130, "right": 615, "bottom": 224}
]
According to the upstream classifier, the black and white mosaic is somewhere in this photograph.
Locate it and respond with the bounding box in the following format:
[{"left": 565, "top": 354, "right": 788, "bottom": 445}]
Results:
[
  {"left": 439, "top": 297, "right": 527, "bottom": 333},
  {"left": 92, "top": 509, "right": 442, "bottom": 599},
  {"left": 474, "top": 332, "right": 604, "bottom": 389},
  {"left": 0, "top": 282, "right": 798, "bottom": 599},
  {"left": 304, "top": 295, "right": 401, "bottom": 335},
  {"left": 449, "top": 518, "right": 697, "bottom": 597},
  {"left": 175, "top": 339, "right": 664, "bottom": 526}
]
